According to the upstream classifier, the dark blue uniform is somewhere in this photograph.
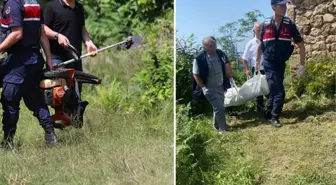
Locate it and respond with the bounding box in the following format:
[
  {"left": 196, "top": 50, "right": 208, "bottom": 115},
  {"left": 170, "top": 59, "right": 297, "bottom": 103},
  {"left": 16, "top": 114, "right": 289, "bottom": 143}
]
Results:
[
  {"left": 260, "top": 16, "right": 303, "bottom": 119},
  {"left": 0, "top": 0, "right": 54, "bottom": 138}
]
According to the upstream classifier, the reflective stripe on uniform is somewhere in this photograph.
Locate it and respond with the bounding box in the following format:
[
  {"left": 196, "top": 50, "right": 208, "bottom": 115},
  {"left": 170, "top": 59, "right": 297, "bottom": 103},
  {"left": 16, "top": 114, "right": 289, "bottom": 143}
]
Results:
[
  {"left": 263, "top": 38, "right": 275, "bottom": 42},
  {"left": 278, "top": 38, "right": 291, "bottom": 41},
  {"left": 23, "top": 18, "right": 40, "bottom": 21}
]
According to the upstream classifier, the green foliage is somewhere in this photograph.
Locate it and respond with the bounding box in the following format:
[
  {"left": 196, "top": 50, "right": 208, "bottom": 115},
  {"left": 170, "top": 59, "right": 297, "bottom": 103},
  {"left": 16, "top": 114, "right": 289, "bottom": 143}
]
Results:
[
  {"left": 176, "top": 104, "right": 217, "bottom": 185},
  {"left": 217, "top": 21, "right": 241, "bottom": 62},
  {"left": 176, "top": 35, "right": 201, "bottom": 104},
  {"left": 236, "top": 10, "right": 265, "bottom": 39},
  {"left": 131, "top": 10, "right": 174, "bottom": 107},
  {"left": 80, "top": 0, "right": 173, "bottom": 47},
  {"left": 214, "top": 157, "right": 263, "bottom": 185},
  {"left": 231, "top": 62, "right": 248, "bottom": 87},
  {"left": 217, "top": 10, "right": 264, "bottom": 62},
  {"left": 294, "top": 56, "right": 336, "bottom": 97},
  {"left": 176, "top": 104, "right": 264, "bottom": 185}
]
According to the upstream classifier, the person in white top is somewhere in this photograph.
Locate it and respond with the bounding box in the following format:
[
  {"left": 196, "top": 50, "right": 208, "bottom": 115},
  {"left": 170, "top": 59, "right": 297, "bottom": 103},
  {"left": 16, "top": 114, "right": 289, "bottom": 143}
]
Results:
[{"left": 241, "top": 22, "right": 267, "bottom": 112}]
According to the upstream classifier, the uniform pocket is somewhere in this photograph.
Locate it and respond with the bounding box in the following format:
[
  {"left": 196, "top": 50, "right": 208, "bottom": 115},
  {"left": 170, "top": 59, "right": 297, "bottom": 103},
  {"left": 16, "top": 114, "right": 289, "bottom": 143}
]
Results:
[{"left": 3, "top": 65, "right": 26, "bottom": 84}]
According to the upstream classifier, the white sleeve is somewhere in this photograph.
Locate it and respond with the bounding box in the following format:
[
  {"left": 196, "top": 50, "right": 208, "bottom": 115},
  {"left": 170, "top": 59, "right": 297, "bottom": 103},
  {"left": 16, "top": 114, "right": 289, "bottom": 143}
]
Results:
[
  {"left": 192, "top": 59, "right": 200, "bottom": 75},
  {"left": 242, "top": 41, "right": 251, "bottom": 61}
]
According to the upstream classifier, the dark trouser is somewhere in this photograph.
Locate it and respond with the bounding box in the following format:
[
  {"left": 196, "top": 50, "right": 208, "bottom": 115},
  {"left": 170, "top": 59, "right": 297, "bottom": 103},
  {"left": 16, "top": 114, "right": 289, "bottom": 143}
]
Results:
[
  {"left": 51, "top": 55, "right": 83, "bottom": 93},
  {"left": 263, "top": 61, "right": 286, "bottom": 119},
  {"left": 1, "top": 53, "right": 54, "bottom": 137},
  {"left": 252, "top": 67, "right": 266, "bottom": 111}
]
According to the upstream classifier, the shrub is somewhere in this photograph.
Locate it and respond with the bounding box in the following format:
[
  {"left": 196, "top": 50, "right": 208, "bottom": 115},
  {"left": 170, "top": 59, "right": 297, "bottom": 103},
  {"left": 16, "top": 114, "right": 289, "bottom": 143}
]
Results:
[
  {"left": 131, "top": 10, "right": 174, "bottom": 107},
  {"left": 290, "top": 55, "right": 336, "bottom": 98}
]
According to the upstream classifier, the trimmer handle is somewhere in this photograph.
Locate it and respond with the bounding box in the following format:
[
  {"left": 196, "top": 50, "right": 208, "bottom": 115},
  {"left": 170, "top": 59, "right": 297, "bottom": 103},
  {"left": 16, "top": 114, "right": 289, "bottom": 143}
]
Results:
[{"left": 54, "top": 42, "right": 80, "bottom": 68}]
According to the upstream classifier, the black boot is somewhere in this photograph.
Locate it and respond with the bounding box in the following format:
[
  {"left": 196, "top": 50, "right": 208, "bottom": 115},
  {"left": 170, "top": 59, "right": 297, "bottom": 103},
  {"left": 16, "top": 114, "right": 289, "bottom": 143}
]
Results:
[
  {"left": 264, "top": 110, "right": 272, "bottom": 120},
  {"left": 213, "top": 122, "right": 219, "bottom": 131},
  {"left": 45, "top": 131, "right": 58, "bottom": 146},
  {"left": 1, "top": 132, "right": 14, "bottom": 150},
  {"left": 44, "top": 126, "right": 58, "bottom": 146}
]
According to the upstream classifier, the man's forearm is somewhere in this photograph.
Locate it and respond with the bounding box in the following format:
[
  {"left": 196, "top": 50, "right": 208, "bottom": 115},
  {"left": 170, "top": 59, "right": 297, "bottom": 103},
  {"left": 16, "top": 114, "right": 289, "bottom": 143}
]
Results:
[
  {"left": 256, "top": 44, "right": 262, "bottom": 65},
  {"left": 242, "top": 59, "right": 249, "bottom": 71},
  {"left": 193, "top": 74, "right": 205, "bottom": 88},
  {"left": 82, "top": 27, "right": 91, "bottom": 43},
  {"left": 43, "top": 25, "right": 58, "bottom": 40},
  {"left": 40, "top": 27, "right": 52, "bottom": 61},
  {"left": 0, "top": 30, "right": 22, "bottom": 51},
  {"left": 225, "top": 63, "right": 233, "bottom": 78},
  {"left": 255, "top": 43, "right": 262, "bottom": 71},
  {"left": 298, "top": 42, "right": 305, "bottom": 66}
]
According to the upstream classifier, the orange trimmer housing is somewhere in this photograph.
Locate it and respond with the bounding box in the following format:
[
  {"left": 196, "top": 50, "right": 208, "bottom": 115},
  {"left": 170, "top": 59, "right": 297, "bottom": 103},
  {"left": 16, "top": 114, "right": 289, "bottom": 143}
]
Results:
[{"left": 40, "top": 68, "right": 101, "bottom": 128}]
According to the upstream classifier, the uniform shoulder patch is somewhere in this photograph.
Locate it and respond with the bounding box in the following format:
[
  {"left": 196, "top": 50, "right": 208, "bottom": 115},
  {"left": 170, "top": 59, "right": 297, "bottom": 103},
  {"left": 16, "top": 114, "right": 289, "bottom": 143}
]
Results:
[{"left": 263, "top": 17, "right": 272, "bottom": 26}]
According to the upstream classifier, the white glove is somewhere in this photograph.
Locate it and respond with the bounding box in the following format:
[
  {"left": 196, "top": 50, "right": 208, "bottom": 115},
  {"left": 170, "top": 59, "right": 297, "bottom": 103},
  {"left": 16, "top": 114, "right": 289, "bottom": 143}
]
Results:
[
  {"left": 229, "top": 78, "right": 238, "bottom": 91},
  {"left": 202, "top": 86, "right": 208, "bottom": 95},
  {"left": 297, "top": 65, "right": 304, "bottom": 76}
]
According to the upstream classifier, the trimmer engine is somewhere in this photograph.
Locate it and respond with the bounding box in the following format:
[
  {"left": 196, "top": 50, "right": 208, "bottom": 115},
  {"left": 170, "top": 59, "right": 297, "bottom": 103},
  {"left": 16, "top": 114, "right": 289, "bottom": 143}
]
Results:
[
  {"left": 40, "top": 69, "right": 101, "bottom": 128},
  {"left": 38, "top": 36, "right": 140, "bottom": 129}
]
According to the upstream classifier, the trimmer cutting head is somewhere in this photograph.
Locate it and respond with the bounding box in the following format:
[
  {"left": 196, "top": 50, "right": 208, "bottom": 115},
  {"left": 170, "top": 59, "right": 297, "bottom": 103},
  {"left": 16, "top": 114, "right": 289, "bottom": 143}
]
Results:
[{"left": 120, "top": 36, "right": 142, "bottom": 50}]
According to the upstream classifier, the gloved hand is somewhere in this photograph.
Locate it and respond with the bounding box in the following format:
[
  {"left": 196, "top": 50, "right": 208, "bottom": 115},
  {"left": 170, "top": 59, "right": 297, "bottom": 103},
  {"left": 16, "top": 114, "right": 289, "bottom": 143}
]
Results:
[
  {"left": 297, "top": 65, "right": 304, "bottom": 76},
  {"left": 202, "top": 86, "right": 208, "bottom": 95},
  {"left": 229, "top": 78, "right": 238, "bottom": 91}
]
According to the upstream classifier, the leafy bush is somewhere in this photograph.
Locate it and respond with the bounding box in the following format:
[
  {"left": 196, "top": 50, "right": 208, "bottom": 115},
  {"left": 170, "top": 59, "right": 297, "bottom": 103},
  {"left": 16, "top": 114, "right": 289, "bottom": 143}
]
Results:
[
  {"left": 83, "top": 0, "right": 173, "bottom": 47},
  {"left": 231, "top": 61, "right": 247, "bottom": 87},
  {"left": 296, "top": 56, "right": 336, "bottom": 97},
  {"left": 176, "top": 35, "right": 201, "bottom": 104},
  {"left": 176, "top": 105, "right": 218, "bottom": 185},
  {"left": 131, "top": 10, "right": 174, "bottom": 107}
]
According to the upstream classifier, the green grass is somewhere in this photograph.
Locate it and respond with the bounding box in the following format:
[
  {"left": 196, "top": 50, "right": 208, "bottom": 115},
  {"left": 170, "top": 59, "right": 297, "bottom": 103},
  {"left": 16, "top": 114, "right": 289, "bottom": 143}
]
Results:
[
  {"left": 177, "top": 95, "right": 336, "bottom": 185},
  {"left": 0, "top": 50, "right": 174, "bottom": 185}
]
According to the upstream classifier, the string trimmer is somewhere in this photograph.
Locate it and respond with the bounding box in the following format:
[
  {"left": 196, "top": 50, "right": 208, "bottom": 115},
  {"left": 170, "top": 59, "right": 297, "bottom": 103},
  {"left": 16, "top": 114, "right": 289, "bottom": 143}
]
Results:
[{"left": 39, "top": 36, "right": 142, "bottom": 129}]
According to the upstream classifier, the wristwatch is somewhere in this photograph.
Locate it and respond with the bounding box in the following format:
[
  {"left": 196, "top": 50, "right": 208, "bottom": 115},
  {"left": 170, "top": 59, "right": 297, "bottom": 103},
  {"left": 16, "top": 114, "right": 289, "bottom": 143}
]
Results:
[{"left": 53, "top": 33, "right": 59, "bottom": 40}]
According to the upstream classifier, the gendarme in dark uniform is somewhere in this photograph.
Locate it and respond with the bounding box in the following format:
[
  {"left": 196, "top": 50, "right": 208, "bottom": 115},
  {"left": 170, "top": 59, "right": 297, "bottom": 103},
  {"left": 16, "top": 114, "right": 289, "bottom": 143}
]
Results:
[
  {"left": 0, "top": 0, "right": 57, "bottom": 148},
  {"left": 258, "top": 0, "right": 304, "bottom": 127}
]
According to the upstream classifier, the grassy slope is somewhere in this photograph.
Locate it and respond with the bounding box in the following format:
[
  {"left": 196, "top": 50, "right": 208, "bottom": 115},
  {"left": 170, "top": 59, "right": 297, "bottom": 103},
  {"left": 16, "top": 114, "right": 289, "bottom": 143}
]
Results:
[
  {"left": 196, "top": 95, "right": 336, "bottom": 185},
  {"left": 0, "top": 50, "right": 173, "bottom": 185}
]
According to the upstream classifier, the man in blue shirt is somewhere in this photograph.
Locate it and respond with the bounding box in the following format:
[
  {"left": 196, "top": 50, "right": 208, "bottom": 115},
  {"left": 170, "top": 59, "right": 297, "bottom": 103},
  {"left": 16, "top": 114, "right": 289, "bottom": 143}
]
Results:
[
  {"left": 256, "top": 0, "right": 305, "bottom": 127},
  {"left": 0, "top": 0, "right": 57, "bottom": 148}
]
